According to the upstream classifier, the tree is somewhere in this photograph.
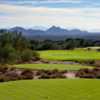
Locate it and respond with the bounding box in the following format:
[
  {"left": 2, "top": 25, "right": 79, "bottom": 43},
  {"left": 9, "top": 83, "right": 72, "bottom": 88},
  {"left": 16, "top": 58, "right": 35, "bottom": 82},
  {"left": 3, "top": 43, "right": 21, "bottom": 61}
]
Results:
[
  {"left": 13, "top": 32, "right": 30, "bottom": 51},
  {"left": 0, "top": 45, "right": 18, "bottom": 64}
]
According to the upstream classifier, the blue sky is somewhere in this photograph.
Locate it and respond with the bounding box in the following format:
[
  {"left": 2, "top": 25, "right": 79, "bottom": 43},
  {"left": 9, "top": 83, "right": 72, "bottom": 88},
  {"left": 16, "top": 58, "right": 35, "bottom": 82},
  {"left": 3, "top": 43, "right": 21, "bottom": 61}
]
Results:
[{"left": 0, "top": 0, "right": 100, "bottom": 32}]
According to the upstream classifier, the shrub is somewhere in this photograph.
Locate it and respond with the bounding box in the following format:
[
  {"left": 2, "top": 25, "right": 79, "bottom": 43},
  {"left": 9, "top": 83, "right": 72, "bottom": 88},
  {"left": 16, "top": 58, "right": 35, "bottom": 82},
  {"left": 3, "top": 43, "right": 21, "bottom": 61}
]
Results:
[
  {"left": 21, "top": 49, "right": 34, "bottom": 62},
  {"left": 21, "top": 50, "right": 40, "bottom": 62},
  {"left": 0, "top": 66, "right": 8, "bottom": 73},
  {"left": 94, "top": 60, "right": 100, "bottom": 67},
  {"left": 76, "top": 68, "right": 100, "bottom": 78},
  {"left": 32, "top": 51, "right": 40, "bottom": 60},
  {"left": 0, "top": 45, "right": 18, "bottom": 64},
  {"left": 21, "top": 69, "right": 33, "bottom": 79},
  {"left": 96, "top": 49, "right": 100, "bottom": 51},
  {"left": 4, "top": 71, "right": 19, "bottom": 81},
  {"left": 0, "top": 75, "right": 6, "bottom": 82}
]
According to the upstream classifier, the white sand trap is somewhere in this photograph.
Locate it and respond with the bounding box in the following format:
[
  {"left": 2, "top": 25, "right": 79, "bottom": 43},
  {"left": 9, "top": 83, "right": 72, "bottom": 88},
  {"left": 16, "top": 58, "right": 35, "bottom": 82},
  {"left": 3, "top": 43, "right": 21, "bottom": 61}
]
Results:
[{"left": 64, "top": 72, "right": 76, "bottom": 78}]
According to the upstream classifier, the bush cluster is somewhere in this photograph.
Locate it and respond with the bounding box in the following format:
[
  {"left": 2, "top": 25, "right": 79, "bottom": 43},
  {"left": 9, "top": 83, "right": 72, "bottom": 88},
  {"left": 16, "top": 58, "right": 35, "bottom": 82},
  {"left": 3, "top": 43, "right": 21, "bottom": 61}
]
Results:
[
  {"left": 38, "top": 69, "right": 67, "bottom": 79},
  {"left": 76, "top": 68, "right": 100, "bottom": 78},
  {"left": 0, "top": 67, "right": 67, "bottom": 82}
]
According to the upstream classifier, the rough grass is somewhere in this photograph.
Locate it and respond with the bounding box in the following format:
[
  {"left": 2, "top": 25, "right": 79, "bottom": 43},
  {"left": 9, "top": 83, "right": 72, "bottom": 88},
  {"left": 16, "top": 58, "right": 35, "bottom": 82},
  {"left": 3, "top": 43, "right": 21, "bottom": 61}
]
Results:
[
  {"left": 14, "top": 64, "right": 93, "bottom": 71},
  {"left": 0, "top": 79, "right": 100, "bottom": 100},
  {"left": 39, "top": 50, "right": 100, "bottom": 61}
]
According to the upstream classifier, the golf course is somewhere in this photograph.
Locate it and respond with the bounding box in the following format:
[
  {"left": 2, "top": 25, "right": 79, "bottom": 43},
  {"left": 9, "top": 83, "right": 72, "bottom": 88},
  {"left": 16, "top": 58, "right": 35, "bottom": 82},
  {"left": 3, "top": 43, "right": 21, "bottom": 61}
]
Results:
[
  {"left": 1, "top": 0, "right": 100, "bottom": 99},
  {"left": 0, "top": 49, "right": 99, "bottom": 100},
  {"left": 0, "top": 79, "right": 100, "bottom": 100},
  {"left": 39, "top": 50, "right": 100, "bottom": 61}
]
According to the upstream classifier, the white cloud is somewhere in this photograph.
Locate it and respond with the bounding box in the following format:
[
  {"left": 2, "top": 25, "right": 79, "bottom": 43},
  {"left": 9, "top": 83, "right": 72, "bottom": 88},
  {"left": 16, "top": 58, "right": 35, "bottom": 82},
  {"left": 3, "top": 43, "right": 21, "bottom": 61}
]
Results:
[
  {"left": 0, "top": 0, "right": 81, "bottom": 4},
  {"left": 0, "top": 3, "right": 100, "bottom": 32},
  {"left": 33, "top": 0, "right": 81, "bottom": 3},
  {"left": 0, "top": 4, "right": 81, "bottom": 15}
]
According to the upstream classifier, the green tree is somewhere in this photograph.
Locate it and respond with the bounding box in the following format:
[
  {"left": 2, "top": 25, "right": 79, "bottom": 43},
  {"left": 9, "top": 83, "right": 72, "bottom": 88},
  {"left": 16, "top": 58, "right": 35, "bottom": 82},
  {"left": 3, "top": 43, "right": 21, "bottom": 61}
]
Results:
[{"left": 0, "top": 45, "right": 18, "bottom": 64}]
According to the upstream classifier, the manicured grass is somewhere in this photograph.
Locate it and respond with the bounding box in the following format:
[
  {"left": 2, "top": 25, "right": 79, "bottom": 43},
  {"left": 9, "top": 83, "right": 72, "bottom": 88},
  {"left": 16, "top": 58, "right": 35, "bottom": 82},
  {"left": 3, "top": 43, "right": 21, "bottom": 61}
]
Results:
[
  {"left": 0, "top": 79, "right": 100, "bottom": 100},
  {"left": 39, "top": 50, "right": 100, "bottom": 61},
  {"left": 14, "top": 64, "right": 93, "bottom": 71}
]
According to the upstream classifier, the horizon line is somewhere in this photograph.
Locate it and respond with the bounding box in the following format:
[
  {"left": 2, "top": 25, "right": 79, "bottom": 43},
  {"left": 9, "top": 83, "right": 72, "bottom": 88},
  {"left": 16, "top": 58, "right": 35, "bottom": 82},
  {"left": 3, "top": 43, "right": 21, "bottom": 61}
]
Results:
[{"left": 0, "top": 25, "right": 100, "bottom": 33}]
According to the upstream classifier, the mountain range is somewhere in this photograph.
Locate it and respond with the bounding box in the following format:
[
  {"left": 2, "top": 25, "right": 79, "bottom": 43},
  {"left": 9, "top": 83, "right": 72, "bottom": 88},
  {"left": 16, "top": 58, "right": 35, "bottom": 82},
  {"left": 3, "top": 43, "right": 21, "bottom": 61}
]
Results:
[{"left": 1, "top": 26, "right": 100, "bottom": 40}]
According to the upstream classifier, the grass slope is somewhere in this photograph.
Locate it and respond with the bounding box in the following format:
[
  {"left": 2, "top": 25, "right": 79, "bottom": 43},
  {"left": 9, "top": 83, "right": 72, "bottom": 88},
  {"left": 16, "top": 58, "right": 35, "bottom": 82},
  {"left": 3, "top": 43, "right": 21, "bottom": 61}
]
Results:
[
  {"left": 14, "top": 64, "right": 93, "bottom": 71},
  {"left": 39, "top": 50, "right": 100, "bottom": 61},
  {"left": 0, "top": 79, "right": 100, "bottom": 100}
]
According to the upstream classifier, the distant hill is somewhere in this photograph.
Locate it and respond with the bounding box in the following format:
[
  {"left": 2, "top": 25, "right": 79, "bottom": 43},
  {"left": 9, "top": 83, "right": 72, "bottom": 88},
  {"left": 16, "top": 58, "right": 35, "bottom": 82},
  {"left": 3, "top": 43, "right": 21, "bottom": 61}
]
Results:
[{"left": 1, "top": 26, "right": 100, "bottom": 40}]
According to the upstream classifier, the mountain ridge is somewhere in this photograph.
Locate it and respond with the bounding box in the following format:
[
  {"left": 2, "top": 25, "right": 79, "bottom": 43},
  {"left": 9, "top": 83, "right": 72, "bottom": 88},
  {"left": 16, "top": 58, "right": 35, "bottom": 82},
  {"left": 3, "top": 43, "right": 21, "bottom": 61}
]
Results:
[{"left": 0, "top": 26, "right": 100, "bottom": 40}]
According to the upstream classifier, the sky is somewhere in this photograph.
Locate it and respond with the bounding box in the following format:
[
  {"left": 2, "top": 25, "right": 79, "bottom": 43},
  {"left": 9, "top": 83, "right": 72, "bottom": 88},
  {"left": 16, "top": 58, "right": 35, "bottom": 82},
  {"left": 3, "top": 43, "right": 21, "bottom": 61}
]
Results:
[{"left": 0, "top": 0, "right": 100, "bottom": 32}]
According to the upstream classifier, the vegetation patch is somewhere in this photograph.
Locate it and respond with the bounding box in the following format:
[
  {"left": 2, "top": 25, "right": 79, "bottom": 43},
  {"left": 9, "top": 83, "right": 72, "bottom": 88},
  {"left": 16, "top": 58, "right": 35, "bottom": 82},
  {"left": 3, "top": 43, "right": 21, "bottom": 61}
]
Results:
[
  {"left": 0, "top": 32, "right": 40, "bottom": 64},
  {"left": 76, "top": 68, "right": 100, "bottom": 78},
  {"left": 0, "top": 66, "right": 68, "bottom": 82},
  {"left": 0, "top": 65, "right": 98, "bottom": 82}
]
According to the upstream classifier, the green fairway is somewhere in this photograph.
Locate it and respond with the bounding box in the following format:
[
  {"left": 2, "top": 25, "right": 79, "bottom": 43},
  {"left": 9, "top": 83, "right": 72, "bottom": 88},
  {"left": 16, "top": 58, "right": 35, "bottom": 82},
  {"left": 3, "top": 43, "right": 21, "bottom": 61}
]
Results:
[
  {"left": 14, "top": 64, "right": 93, "bottom": 71},
  {"left": 39, "top": 50, "right": 100, "bottom": 61},
  {"left": 0, "top": 79, "right": 100, "bottom": 100}
]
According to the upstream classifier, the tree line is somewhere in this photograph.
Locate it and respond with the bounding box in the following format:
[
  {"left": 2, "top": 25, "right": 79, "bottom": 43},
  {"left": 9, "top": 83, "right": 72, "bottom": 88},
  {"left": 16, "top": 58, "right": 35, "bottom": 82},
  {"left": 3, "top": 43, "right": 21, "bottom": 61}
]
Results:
[{"left": 30, "top": 38, "right": 100, "bottom": 50}]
